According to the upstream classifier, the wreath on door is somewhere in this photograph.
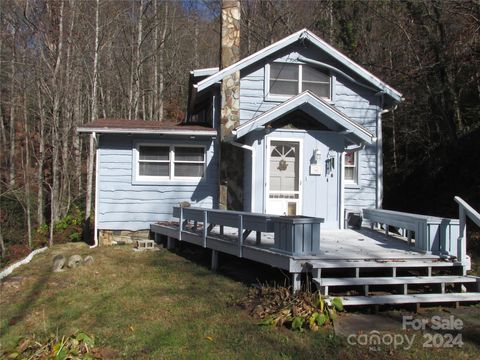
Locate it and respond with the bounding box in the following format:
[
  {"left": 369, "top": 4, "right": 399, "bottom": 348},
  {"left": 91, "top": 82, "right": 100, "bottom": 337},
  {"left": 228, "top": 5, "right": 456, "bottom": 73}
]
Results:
[{"left": 278, "top": 159, "right": 288, "bottom": 171}]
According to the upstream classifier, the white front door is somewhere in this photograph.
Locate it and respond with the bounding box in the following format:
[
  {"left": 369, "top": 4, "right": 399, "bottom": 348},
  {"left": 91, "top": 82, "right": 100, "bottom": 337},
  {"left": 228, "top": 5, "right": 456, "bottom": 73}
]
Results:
[{"left": 266, "top": 139, "right": 302, "bottom": 215}]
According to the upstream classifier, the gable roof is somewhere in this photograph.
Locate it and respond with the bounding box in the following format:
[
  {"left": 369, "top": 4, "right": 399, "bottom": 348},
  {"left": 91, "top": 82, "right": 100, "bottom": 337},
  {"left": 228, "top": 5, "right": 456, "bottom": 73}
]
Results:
[
  {"left": 77, "top": 119, "right": 217, "bottom": 136},
  {"left": 233, "top": 91, "right": 375, "bottom": 144},
  {"left": 194, "top": 29, "right": 403, "bottom": 104}
]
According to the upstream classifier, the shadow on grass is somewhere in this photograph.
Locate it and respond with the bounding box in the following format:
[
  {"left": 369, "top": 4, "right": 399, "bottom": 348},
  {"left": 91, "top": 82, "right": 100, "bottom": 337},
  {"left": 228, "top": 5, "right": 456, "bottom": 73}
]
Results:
[
  {"left": 155, "top": 241, "right": 291, "bottom": 288},
  {"left": 0, "top": 266, "right": 52, "bottom": 337}
]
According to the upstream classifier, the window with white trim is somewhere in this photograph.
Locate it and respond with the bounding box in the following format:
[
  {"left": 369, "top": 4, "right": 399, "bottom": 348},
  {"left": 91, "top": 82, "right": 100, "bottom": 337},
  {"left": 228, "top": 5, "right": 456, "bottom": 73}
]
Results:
[
  {"left": 136, "top": 144, "right": 205, "bottom": 181},
  {"left": 344, "top": 151, "right": 358, "bottom": 184},
  {"left": 268, "top": 63, "right": 331, "bottom": 99}
]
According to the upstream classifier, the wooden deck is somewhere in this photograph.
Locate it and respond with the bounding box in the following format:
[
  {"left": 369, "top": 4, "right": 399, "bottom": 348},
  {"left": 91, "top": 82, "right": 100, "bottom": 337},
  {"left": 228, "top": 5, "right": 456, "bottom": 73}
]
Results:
[
  {"left": 150, "top": 207, "right": 480, "bottom": 307},
  {"left": 151, "top": 222, "right": 444, "bottom": 261}
]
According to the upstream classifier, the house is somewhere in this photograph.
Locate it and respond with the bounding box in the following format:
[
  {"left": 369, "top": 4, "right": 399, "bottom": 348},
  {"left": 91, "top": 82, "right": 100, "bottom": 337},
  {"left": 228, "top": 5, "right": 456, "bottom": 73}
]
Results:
[
  {"left": 78, "top": 1, "right": 480, "bottom": 305},
  {"left": 78, "top": 1, "right": 403, "bottom": 245}
]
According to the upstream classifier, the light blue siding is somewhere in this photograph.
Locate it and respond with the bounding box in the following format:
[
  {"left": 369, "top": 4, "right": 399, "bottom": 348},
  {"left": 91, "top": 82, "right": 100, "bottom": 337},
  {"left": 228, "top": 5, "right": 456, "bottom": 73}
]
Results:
[
  {"left": 239, "top": 43, "right": 383, "bottom": 219},
  {"left": 97, "top": 134, "right": 218, "bottom": 231}
]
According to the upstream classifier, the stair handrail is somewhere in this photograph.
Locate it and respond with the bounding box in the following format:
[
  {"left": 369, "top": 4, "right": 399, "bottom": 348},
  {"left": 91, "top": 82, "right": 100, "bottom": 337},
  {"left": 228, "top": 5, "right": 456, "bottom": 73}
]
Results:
[{"left": 454, "top": 196, "right": 480, "bottom": 265}]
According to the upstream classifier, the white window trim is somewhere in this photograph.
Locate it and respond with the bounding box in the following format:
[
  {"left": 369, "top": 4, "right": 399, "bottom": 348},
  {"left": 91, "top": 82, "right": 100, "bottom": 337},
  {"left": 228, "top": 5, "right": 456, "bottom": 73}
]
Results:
[
  {"left": 133, "top": 142, "right": 206, "bottom": 183},
  {"left": 265, "top": 62, "right": 332, "bottom": 102},
  {"left": 344, "top": 151, "right": 360, "bottom": 187}
]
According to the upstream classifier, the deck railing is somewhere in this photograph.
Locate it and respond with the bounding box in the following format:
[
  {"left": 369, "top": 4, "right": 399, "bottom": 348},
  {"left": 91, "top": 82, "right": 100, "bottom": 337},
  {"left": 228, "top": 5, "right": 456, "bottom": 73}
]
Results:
[
  {"left": 173, "top": 206, "right": 275, "bottom": 257},
  {"left": 172, "top": 207, "right": 324, "bottom": 256},
  {"left": 363, "top": 209, "right": 459, "bottom": 256},
  {"left": 454, "top": 196, "right": 480, "bottom": 265}
]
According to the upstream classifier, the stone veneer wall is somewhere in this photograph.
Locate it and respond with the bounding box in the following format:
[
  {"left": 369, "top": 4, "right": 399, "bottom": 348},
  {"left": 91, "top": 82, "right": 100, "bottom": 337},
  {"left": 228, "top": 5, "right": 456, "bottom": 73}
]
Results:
[
  {"left": 220, "top": 0, "right": 241, "bottom": 140},
  {"left": 219, "top": 0, "right": 243, "bottom": 210},
  {"left": 99, "top": 230, "right": 150, "bottom": 246}
]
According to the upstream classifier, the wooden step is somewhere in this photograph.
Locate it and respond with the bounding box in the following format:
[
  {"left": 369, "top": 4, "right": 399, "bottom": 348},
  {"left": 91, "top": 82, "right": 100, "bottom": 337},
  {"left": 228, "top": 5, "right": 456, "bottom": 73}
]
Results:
[
  {"left": 307, "top": 259, "right": 457, "bottom": 269},
  {"left": 340, "top": 292, "right": 480, "bottom": 306},
  {"left": 314, "top": 275, "right": 477, "bottom": 287}
]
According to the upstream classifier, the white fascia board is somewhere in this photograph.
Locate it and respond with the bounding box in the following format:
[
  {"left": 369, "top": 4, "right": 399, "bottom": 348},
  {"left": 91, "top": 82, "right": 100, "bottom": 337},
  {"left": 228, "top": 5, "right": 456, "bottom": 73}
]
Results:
[
  {"left": 234, "top": 91, "right": 374, "bottom": 144},
  {"left": 196, "top": 29, "right": 403, "bottom": 103},
  {"left": 302, "top": 31, "right": 403, "bottom": 102},
  {"left": 76, "top": 127, "right": 217, "bottom": 137},
  {"left": 196, "top": 29, "right": 307, "bottom": 92},
  {"left": 191, "top": 67, "right": 219, "bottom": 78}
]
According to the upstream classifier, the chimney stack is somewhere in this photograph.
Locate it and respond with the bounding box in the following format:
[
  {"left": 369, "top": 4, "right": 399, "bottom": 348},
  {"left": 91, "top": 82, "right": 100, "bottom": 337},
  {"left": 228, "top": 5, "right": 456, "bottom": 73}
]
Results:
[
  {"left": 220, "top": 0, "right": 240, "bottom": 141},
  {"left": 219, "top": 0, "right": 242, "bottom": 210}
]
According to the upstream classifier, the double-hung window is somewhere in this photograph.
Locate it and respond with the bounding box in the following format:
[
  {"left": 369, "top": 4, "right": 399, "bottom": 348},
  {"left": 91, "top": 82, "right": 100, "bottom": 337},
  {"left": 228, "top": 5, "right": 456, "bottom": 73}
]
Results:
[
  {"left": 268, "top": 63, "right": 331, "bottom": 99},
  {"left": 173, "top": 147, "right": 205, "bottom": 178},
  {"left": 344, "top": 151, "right": 358, "bottom": 184},
  {"left": 136, "top": 144, "right": 205, "bottom": 181}
]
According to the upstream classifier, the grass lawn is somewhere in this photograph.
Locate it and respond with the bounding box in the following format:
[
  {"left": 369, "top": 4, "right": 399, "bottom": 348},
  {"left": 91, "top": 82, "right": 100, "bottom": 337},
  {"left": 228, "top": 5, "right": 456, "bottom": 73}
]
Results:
[{"left": 0, "top": 242, "right": 479, "bottom": 359}]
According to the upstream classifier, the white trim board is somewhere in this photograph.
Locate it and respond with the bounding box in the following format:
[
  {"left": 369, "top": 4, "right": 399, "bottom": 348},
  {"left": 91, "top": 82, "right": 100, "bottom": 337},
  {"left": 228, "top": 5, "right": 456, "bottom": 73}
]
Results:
[
  {"left": 77, "top": 127, "right": 217, "bottom": 137},
  {"left": 195, "top": 29, "right": 403, "bottom": 103},
  {"left": 233, "top": 91, "right": 375, "bottom": 144}
]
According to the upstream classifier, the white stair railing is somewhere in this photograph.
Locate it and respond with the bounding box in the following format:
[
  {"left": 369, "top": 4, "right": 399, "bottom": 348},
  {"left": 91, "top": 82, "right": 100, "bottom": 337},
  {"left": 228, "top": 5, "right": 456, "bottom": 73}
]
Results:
[{"left": 454, "top": 196, "right": 480, "bottom": 265}]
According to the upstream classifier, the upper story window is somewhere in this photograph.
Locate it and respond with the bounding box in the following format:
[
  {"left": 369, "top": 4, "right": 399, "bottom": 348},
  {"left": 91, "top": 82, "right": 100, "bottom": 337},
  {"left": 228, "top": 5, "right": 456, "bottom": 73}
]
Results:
[
  {"left": 136, "top": 144, "right": 205, "bottom": 181},
  {"left": 344, "top": 151, "right": 358, "bottom": 185},
  {"left": 268, "top": 63, "right": 331, "bottom": 99}
]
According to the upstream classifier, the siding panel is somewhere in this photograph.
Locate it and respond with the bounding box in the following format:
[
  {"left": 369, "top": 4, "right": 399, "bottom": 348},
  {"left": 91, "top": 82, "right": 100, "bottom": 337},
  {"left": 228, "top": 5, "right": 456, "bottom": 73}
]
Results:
[{"left": 97, "top": 134, "right": 218, "bottom": 231}]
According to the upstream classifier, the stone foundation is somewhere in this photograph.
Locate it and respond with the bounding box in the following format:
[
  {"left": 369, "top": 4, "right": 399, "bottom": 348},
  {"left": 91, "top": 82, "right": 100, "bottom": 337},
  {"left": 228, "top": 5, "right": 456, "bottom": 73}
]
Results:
[{"left": 98, "top": 230, "right": 150, "bottom": 246}]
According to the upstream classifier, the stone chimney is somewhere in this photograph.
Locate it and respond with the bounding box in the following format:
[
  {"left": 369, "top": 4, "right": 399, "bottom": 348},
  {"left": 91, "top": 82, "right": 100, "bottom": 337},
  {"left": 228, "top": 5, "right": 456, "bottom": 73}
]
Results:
[
  {"left": 219, "top": 0, "right": 242, "bottom": 210},
  {"left": 220, "top": 0, "right": 240, "bottom": 141}
]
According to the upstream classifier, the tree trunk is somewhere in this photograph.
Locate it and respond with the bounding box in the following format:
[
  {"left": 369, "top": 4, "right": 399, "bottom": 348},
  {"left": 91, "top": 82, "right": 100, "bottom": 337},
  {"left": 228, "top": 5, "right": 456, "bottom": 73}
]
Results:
[
  {"left": 36, "top": 85, "right": 45, "bottom": 226},
  {"left": 49, "top": 0, "right": 65, "bottom": 246},
  {"left": 59, "top": 0, "right": 77, "bottom": 219},
  {"left": 9, "top": 28, "right": 16, "bottom": 187},
  {"left": 158, "top": 1, "right": 168, "bottom": 120},
  {"left": 133, "top": 0, "right": 144, "bottom": 120},
  {"left": 0, "top": 227, "right": 5, "bottom": 259},
  {"left": 23, "top": 95, "right": 32, "bottom": 248},
  {"left": 86, "top": 0, "right": 100, "bottom": 222}
]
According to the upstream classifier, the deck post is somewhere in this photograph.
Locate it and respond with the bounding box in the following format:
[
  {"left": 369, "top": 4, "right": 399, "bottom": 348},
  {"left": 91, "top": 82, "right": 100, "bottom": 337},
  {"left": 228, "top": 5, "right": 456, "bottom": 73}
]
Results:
[
  {"left": 167, "top": 237, "right": 176, "bottom": 250},
  {"left": 154, "top": 233, "right": 162, "bottom": 247},
  {"left": 457, "top": 206, "right": 466, "bottom": 265},
  {"left": 179, "top": 207, "right": 184, "bottom": 241},
  {"left": 203, "top": 211, "right": 208, "bottom": 248},
  {"left": 211, "top": 249, "right": 219, "bottom": 271},
  {"left": 291, "top": 273, "right": 301, "bottom": 293},
  {"left": 238, "top": 214, "right": 243, "bottom": 258}
]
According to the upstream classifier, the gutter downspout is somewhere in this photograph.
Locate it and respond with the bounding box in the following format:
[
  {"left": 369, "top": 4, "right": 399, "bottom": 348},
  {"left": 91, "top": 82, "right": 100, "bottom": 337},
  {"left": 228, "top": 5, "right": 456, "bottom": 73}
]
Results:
[
  {"left": 376, "top": 104, "right": 397, "bottom": 209},
  {"left": 230, "top": 139, "right": 255, "bottom": 212},
  {"left": 91, "top": 132, "right": 99, "bottom": 248}
]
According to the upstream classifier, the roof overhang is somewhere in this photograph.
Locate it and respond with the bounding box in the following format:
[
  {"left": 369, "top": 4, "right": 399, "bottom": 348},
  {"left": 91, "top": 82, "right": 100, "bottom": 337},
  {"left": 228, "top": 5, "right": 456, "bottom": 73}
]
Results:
[
  {"left": 190, "top": 67, "right": 219, "bottom": 78},
  {"left": 77, "top": 120, "right": 217, "bottom": 137},
  {"left": 77, "top": 127, "right": 217, "bottom": 136},
  {"left": 194, "top": 29, "right": 403, "bottom": 104},
  {"left": 232, "top": 91, "right": 375, "bottom": 144}
]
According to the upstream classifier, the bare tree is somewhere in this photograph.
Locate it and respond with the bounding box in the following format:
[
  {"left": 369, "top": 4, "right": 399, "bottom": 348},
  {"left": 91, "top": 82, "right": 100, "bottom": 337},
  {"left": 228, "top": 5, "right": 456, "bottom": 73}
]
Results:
[{"left": 86, "top": 0, "right": 101, "bottom": 223}]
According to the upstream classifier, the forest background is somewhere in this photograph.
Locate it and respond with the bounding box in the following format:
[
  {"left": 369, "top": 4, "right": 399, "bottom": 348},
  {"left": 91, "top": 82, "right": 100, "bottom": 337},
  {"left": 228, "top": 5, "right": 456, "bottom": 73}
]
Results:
[{"left": 1, "top": 0, "right": 479, "bottom": 264}]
